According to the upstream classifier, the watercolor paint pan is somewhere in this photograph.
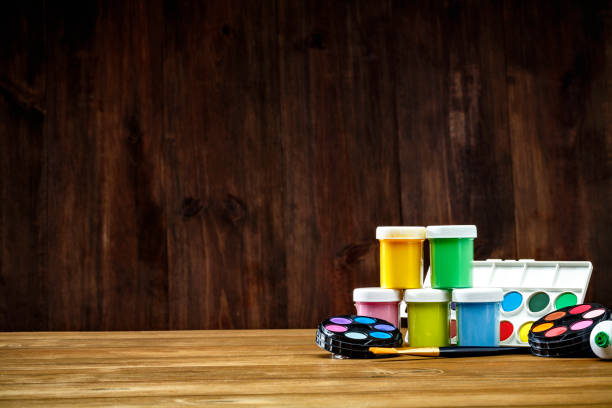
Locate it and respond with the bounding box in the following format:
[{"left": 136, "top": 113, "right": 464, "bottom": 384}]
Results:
[
  {"left": 528, "top": 328, "right": 595, "bottom": 346},
  {"left": 529, "top": 304, "right": 610, "bottom": 343},
  {"left": 316, "top": 338, "right": 393, "bottom": 359},
  {"left": 316, "top": 333, "right": 401, "bottom": 358},
  {"left": 473, "top": 259, "right": 592, "bottom": 346},
  {"left": 530, "top": 338, "right": 596, "bottom": 356},
  {"left": 528, "top": 303, "right": 610, "bottom": 357},
  {"left": 419, "top": 260, "right": 592, "bottom": 346},
  {"left": 529, "top": 331, "right": 595, "bottom": 349},
  {"left": 529, "top": 341, "right": 595, "bottom": 356},
  {"left": 414, "top": 259, "right": 593, "bottom": 347},
  {"left": 530, "top": 343, "right": 595, "bottom": 358},
  {"left": 529, "top": 334, "right": 591, "bottom": 350},
  {"left": 316, "top": 334, "right": 399, "bottom": 351},
  {"left": 530, "top": 336, "right": 598, "bottom": 356},
  {"left": 317, "top": 315, "right": 402, "bottom": 346},
  {"left": 316, "top": 315, "right": 403, "bottom": 359},
  {"left": 530, "top": 339, "right": 593, "bottom": 353},
  {"left": 529, "top": 325, "right": 600, "bottom": 345}
]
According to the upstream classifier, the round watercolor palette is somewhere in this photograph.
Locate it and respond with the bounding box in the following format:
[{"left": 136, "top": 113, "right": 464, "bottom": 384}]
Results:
[
  {"left": 529, "top": 342, "right": 595, "bottom": 357},
  {"left": 528, "top": 303, "right": 610, "bottom": 357},
  {"left": 529, "top": 332, "right": 597, "bottom": 357},
  {"left": 315, "top": 315, "right": 402, "bottom": 358}
]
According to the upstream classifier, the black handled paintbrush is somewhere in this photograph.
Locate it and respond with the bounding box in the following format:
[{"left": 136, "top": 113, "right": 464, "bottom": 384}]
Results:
[{"left": 369, "top": 346, "right": 529, "bottom": 357}]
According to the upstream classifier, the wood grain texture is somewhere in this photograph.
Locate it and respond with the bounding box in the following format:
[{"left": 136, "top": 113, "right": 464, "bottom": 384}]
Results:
[
  {"left": 393, "top": 0, "right": 517, "bottom": 261},
  {"left": 278, "top": 1, "right": 401, "bottom": 328},
  {"left": 504, "top": 0, "right": 612, "bottom": 303},
  {"left": 163, "top": 0, "right": 287, "bottom": 329},
  {"left": 1, "top": 330, "right": 612, "bottom": 407},
  {"left": 1, "top": 0, "right": 611, "bottom": 330},
  {"left": 0, "top": 0, "right": 47, "bottom": 331},
  {"left": 45, "top": 0, "right": 168, "bottom": 330}
]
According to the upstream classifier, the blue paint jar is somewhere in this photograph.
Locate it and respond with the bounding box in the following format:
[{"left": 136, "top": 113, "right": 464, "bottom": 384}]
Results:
[{"left": 453, "top": 288, "right": 503, "bottom": 346}]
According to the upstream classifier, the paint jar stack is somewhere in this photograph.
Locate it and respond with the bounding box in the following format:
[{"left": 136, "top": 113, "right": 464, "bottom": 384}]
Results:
[{"left": 354, "top": 225, "right": 505, "bottom": 347}]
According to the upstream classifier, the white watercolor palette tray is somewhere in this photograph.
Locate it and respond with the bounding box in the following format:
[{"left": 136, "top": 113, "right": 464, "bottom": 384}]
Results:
[
  {"left": 403, "top": 259, "right": 592, "bottom": 347},
  {"left": 471, "top": 259, "right": 592, "bottom": 346}
]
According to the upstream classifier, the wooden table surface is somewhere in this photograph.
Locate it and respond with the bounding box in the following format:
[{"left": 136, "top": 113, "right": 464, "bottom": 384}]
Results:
[{"left": 1, "top": 329, "right": 611, "bottom": 407}]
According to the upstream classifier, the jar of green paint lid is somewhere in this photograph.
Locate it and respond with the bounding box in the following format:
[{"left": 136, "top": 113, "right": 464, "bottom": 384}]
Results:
[
  {"left": 426, "top": 225, "right": 477, "bottom": 289},
  {"left": 404, "top": 289, "right": 451, "bottom": 347}
]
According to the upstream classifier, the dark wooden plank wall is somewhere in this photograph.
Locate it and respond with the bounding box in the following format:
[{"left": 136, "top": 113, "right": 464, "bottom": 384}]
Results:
[{"left": 1, "top": 0, "right": 610, "bottom": 330}]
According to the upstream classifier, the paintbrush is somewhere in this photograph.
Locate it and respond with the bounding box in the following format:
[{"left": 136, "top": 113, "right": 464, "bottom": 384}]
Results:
[{"left": 369, "top": 346, "right": 530, "bottom": 357}]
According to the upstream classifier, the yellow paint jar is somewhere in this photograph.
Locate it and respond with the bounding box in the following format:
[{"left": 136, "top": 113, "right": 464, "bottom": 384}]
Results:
[{"left": 377, "top": 226, "right": 426, "bottom": 289}]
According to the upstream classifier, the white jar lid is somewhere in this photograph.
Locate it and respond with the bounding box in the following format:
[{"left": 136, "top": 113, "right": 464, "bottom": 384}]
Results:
[
  {"left": 404, "top": 288, "right": 450, "bottom": 302},
  {"left": 426, "top": 225, "right": 477, "bottom": 238},
  {"left": 452, "top": 288, "right": 503, "bottom": 302},
  {"left": 353, "top": 287, "right": 401, "bottom": 302},
  {"left": 376, "top": 226, "right": 426, "bottom": 240}
]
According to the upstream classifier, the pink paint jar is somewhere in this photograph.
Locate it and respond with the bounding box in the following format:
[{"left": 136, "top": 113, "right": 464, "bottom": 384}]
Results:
[{"left": 353, "top": 287, "right": 402, "bottom": 327}]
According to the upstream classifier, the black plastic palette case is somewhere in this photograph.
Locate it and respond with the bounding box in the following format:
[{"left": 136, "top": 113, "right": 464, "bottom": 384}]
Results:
[
  {"left": 528, "top": 303, "right": 610, "bottom": 357},
  {"left": 316, "top": 315, "right": 402, "bottom": 358}
]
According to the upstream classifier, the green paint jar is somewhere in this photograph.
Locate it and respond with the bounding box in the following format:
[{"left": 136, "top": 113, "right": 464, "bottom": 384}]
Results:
[
  {"left": 426, "top": 225, "right": 477, "bottom": 289},
  {"left": 404, "top": 289, "right": 450, "bottom": 347}
]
